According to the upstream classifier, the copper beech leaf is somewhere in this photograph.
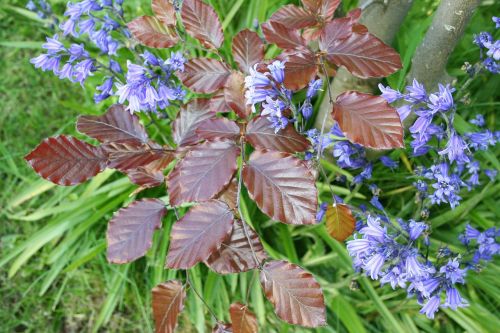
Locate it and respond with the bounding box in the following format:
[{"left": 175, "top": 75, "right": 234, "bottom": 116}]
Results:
[
  {"left": 224, "top": 71, "right": 251, "bottom": 119},
  {"left": 230, "top": 303, "right": 258, "bottom": 333},
  {"left": 196, "top": 118, "right": 241, "bottom": 141},
  {"left": 181, "top": 0, "right": 224, "bottom": 49},
  {"left": 260, "top": 260, "right": 326, "bottom": 327},
  {"left": 269, "top": 4, "right": 317, "bottom": 29},
  {"left": 205, "top": 219, "right": 267, "bottom": 274},
  {"left": 262, "top": 21, "right": 306, "bottom": 50},
  {"left": 280, "top": 50, "right": 318, "bottom": 91},
  {"left": 152, "top": 0, "right": 176, "bottom": 26},
  {"left": 302, "top": 0, "right": 340, "bottom": 18},
  {"left": 127, "top": 16, "right": 178, "bottom": 48},
  {"left": 209, "top": 90, "right": 231, "bottom": 113},
  {"left": 76, "top": 104, "right": 148, "bottom": 144},
  {"left": 178, "top": 58, "right": 231, "bottom": 94},
  {"left": 325, "top": 32, "right": 402, "bottom": 79},
  {"left": 168, "top": 139, "right": 240, "bottom": 206},
  {"left": 126, "top": 167, "right": 164, "bottom": 188},
  {"left": 217, "top": 177, "right": 237, "bottom": 211},
  {"left": 245, "top": 117, "right": 309, "bottom": 153},
  {"left": 319, "top": 17, "right": 355, "bottom": 54},
  {"left": 232, "top": 29, "right": 264, "bottom": 73},
  {"left": 25, "top": 135, "right": 107, "bottom": 186},
  {"left": 152, "top": 280, "right": 186, "bottom": 333},
  {"left": 242, "top": 150, "right": 317, "bottom": 225},
  {"left": 166, "top": 200, "right": 234, "bottom": 269},
  {"left": 332, "top": 91, "right": 404, "bottom": 149},
  {"left": 106, "top": 199, "right": 166, "bottom": 264},
  {"left": 103, "top": 141, "right": 168, "bottom": 171},
  {"left": 173, "top": 98, "right": 216, "bottom": 147},
  {"left": 325, "top": 203, "right": 356, "bottom": 241},
  {"left": 213, "top": 323, "right": 233, "bottom": 332}
]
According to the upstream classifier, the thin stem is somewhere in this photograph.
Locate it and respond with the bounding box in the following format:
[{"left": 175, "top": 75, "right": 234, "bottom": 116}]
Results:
[
  {"left": 186, "top": 270, "right": 220, "bottom": 323},
  {"left": 318, "top": 164, "right": 338, "bottom": 205},
  {"left": 236, "top": 138, "right": 262, "bottom": 268},
  {"left": 316, "top": 59, "right": 334, "bottom": 161},
  {"left": 245, "top": 270, "right": 258, "bottom": 304}
]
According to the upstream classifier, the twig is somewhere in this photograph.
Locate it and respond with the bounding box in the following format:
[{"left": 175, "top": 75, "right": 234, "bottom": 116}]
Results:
[
  {"left": 186, "top": 270, "right": 220, "bottom": 323},
  {"left": 316, "top": 59, "right": 334, "bottom": 161},
  {"left": 236, "top": 138, "right": 262, "bottom": 268}
]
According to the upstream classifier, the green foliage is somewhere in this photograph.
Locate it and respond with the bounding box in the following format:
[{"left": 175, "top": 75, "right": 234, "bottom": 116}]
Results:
[{"left": 1, "top": 0, "right": 499, "bottom": 332}]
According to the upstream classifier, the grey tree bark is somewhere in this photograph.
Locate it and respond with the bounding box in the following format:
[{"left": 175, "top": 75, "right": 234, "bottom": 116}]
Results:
[
  {"left": 314, "top": 0, "right": 414, "bottom": 130},
  {"left": 407, "top": 0, "right": 481, "bottom": 90}
]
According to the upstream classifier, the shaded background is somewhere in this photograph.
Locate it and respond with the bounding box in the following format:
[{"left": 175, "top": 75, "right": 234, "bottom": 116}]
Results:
[{"left": 1, "top": 0, "right": 499, "bottom": 332}]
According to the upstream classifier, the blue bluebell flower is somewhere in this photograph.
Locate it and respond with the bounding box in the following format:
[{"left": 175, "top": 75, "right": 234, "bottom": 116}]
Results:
[
  {"left": 306, "top": 78, "right": 322, "bottom": 99},
  {"left": 379, "top": 156, "right": 398, "bottom": 169}
]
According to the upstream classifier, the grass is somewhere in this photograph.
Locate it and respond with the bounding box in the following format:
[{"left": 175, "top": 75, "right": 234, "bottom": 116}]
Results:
[{"left": 0, "top": 0, "right": 499, "bottom": 332}]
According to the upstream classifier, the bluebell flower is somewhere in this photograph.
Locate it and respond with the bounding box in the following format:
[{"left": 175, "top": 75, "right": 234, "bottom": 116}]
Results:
[
  {"left": 408, "top": 221, "right": 428, "bottom": 241},
  {"left": 469, "top": 114, "right": 485, "bottom": 127},
  {"left": 396, "top": 104, "right": 411, "bottom": 121},
  {"left": 42, "top": 35, "right": 64, "bottom": 53},
  {"left": 486, "top": 40, "right": 500, "bottom": 60},
  {"left": 419, "top": 296, "right": 441, "bottom": 319},
  {"left": 353, "top": 163, "right": 373, "bottom": 184},
  {"left": 405, "top": 79, "right": 427, "bottom": 103},
  {"left": 365, "top": 253, "right": 386, "bottom": 279},
  {"left": 370, "top": 195, "right": 384, "bottom": 211},
  {"left": 379, "top": 156, "right": 398, "bottom": 169},
  {"left": 268, "top": 60, "right": 285, "bottom": 83},
  {"left": 306, "top": 78, "right": 322, "bottom": 99},
  {"left": 494, "top": 16, "right": 500, "bottom": 29},
  {"left": 380, "top": 266, "right": 407, "bottom": 289},
  {"left": 439, "top": 259, "right": 466, "bottom": 284},
  {"left": 165, "top": 51, "right": 186, "bottom": 72},
  {"left": 428, "top": 84, "right": 455, "bottom": 113},
  {"left": 378, "top": 83, "right": 402, "bottom": 103},
  {"left": 316, "top": 203, "right": 327, "bottom": 222},
  {"left": 439, "top": 132, "right": 470, "bottom": 164},
  {"left": 94, "top": 76, "right": 114, "bottom": 103},
  {"left": 443, "top": 287, "right": 468, "bottom": 311},
  {"left": 473, "top": 32, "right": 493, "bottom": 48},
  {"left": 301, "top": 101, "right": 313, "bottom": 119},
  {"left": 465, "top": 130, "right": 496, "bottom": 150},
  {"left": 484, "top": 169, "right": 497, "bottom": 181}
]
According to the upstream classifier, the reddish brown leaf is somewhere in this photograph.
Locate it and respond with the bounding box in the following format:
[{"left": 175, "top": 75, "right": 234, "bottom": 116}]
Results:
[
  {"left": 76, "top": 104, "right": 148, "bottom": 144},
  {"left": 245, "top": 117, "right": 309, "bottom": 153},
  {"left": 260, "top": 260, "right": 326, "bottom": 327},
  {"left": 196, "top": 118, "right": 241, "bottom": 141},
  {"left": 213, "top": 323, "right": 233, "bottom": 333},
  {"left": 181, "top": 0, "right": 224, "bottom": 48},
  {"left": 332, "top": 91, "right": 404, "bottom": 149},
  {"left": 230, "top": 303, "right": 258, "bottom": 333},
  {"left": 224, "top": 71, "right": 252, "bottom": 119},
  {"left": 205, "top": 220, "right": 266, "bottom": 274},
  {"left": 152, "top": 0, "right": 177, "bottom": 26},
  {"left": 302, "top": 0, "right": 340, "bottom": 18},
  {"left": 103, "top": 141, "right": 167, "bottom": 171},
  {"left": 269, "top": 4, "right": 317, "bottom": 30},
  {"left": 25, "top": 135, "right": 107, "bottom": 186},
  {"left": 279, "top": 50, "right": 318, "bottom": 91},
  {"left": 326, "top": 32, "right": 402, "bottom": 79},
  {"left": 106, "top": 199, "right": 166, "bottom": 263},
  {"left": 178, "top": 58, "right": 231, "bottom": 93},
  {"left": 242, "top": 150, "right": 318, "bottom": 225},
  {"left": 262, "top": 21, "right": 306, "bottom": 50},
  {"left": 126, "top": 167, "right": 164, "bottom": 188},
  {"left": 209, "top": 90, "right": 231, "bottom": 113},
  {"left": 217, "top": 177, "right": 237, "bottom": 211},
  {"left": 173, "top": 98, "right": 216, "bottom": 147},
  {"left": 325, "top": 203, "right": 356, "bottom": 241},
  {"left": 166, "top": 200, "right": 234, "bottom": 269},
  {"left": 168, "top": 139, "right": 240, "bottom": 206},
  {"left": 152, "top": 280, "right": 186, "bottom": 333},
  {"left": 146, "top": 151, "right": 176, "bottom": 171},
  {"left": 128, "top": 16, "right": 178, "bottom": 48},
  {"left": 232, "top": 29, "right": 264, "bottom": 73},
  {"left": 319, "top": 17, "right": 355, "bottom": 54},
  {"left": 347, "top": 7, "right": 362, "bottom": 22}
]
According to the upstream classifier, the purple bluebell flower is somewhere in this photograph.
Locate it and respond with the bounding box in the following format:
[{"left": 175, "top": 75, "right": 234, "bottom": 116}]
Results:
[
  {"left": 439, "top": 259, "right": 466, "bottom": 284},
  {"left": 470, "top": 114, "right": 485, "bottom": 127},
  {"left": 420, "top": 296, "right": 441, "bottom": 319},
  {"left": 486, "top": 40, "right": 500, "bottom": 60},
  {"left": 443, "top": 288, "right": 468, "bottom": 311},
  {"left": 380, "top": 266, "right": 407, "bottom": 289},
  {"left": 465, "top": 130, "right": 496, "bottom": 151},
  {"left": 301, "top": 102, "right": 313, "bottom": 119},
  {"left": 370, "top": 196, "right": 384, "bottom": 211},
  {"left": 268, "top": 61, "right": 285, "bottom": 83},
  {"left": 484, "top": 169, "right": 497, "bottom": 181},
  {"left": 428, "top": 84, "right": 455, "bottom": 112},
  {"left": 408, "top": 221, "right": 428, "bottom": 241},
  {"left": 73, "top": 58, "right": 95, "bottom": 84},
  {"left": 42, "top": 35, "right": 65, "bottom": 53},
  {"left": 316, "top": 203, "right": 328, "bottom": 222},
  {"left": 405, "top": 79, "right": 427, "bottom": 103},
  {"left": 474, "top": 32, "right": 493, "bottom": 48},
  {"left": 439, "top": 132, "right": 470, "bottom": 164},
  {"left": 166, "top": 51, "right": 186, "bottom": 72},
  {"left": 396, "top": 104, "right": 411, "bottom": 121},
  {"left": 379, "top": 156, "right": 398, "bottom": 169},
  {"left": 494, "top": 16, "right": 500, "bottom": 29},
  {"left": 306, "top": 78, "right": 322, "bottom": 99},
  {"left": 378, "top": 84, "right": 402, "bottom": 103}
]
